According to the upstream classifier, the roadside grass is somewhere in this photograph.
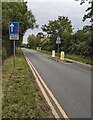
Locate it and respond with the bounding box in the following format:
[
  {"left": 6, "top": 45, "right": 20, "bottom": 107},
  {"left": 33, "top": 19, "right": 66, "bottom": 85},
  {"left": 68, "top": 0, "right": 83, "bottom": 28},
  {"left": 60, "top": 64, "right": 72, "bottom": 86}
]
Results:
[
  {"left": 36, "top": 49, "right": 93, "bottom": 66},
  {"left": 65, "top": 54, "right": 93, "bottom": 66},
  {"left": 2, "top": 49, "right": 53, "bottom": 118},
  {"left": 37, "top": 50, "right": 51, "bottom": 55}
]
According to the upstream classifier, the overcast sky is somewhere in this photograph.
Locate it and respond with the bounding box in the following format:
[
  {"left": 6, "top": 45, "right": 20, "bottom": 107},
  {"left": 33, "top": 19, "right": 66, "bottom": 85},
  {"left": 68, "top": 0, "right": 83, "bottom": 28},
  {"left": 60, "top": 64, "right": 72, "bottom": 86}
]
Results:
[{"left": 23, "top": 0, "right": 90, "bottom": 43}]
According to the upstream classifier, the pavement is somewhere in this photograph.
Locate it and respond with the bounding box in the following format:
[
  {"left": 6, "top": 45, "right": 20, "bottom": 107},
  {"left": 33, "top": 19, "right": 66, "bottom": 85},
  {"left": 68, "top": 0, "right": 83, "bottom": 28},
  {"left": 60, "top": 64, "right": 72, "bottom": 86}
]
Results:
[{"left": 22, "top": 48, "right": 91, "bottom": 119}]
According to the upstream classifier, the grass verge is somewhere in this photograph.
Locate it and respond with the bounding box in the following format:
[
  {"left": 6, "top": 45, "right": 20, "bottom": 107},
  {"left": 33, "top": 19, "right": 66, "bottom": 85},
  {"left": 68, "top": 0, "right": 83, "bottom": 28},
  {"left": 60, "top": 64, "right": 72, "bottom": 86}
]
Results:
[
  {"left": 37, "top": 50, "right": 51, "bottom": 55},
  {"left": 65, "top": 54, "right": 93, "bottom": 66},
  {"left": 37, "top": 49, "right": 93, "bottom": 66},
  {"left": 2, "top": 48, "right": 53, "bottom": 118}
]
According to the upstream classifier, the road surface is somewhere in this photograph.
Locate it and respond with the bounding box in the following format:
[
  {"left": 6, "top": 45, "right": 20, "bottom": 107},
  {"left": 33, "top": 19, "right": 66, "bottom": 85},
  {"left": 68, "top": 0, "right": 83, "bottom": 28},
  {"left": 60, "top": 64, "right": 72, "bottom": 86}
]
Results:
[{"left": 22, "top": 48, "right": 91, "bottom": 119}]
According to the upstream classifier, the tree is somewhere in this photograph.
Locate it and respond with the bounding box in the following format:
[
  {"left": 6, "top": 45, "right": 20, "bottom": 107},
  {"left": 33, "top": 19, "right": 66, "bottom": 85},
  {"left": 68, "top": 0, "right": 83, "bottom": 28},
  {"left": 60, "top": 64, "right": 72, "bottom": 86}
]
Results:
[
  {"left": 71, "top": 26, "right": 91, "bottom": 56},
  {"left": 2, "top": 2, "right": 36, "bottom": 56},
  {"left": 41, "top": 16, "right": 73, "bottom": 52},
  {"left": 27, "top": 34, "right": 37, "bottom": 49},
  {"left": 36, "top": 32, "right": 44, "bottom": 38},
  {"left": 40, "top": 38, "right": 52, "bottom": 51},
  {"left": 75, "top": 0, "right": 93, "bottom": 59}
]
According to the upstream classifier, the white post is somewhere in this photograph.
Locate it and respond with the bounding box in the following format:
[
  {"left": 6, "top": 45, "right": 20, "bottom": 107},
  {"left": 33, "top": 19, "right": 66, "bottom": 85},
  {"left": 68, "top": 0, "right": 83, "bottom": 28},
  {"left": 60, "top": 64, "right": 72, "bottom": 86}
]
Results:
[{"left": 52, "top": 50, "right": 55, "bottom": 57}]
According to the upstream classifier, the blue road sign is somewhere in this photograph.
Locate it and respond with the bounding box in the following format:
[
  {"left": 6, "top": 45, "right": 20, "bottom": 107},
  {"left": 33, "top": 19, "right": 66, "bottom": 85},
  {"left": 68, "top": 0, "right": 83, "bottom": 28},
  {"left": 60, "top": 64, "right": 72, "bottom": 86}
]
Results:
[{"left": 9, "top": 22, "right": 19, "bottom": 35}]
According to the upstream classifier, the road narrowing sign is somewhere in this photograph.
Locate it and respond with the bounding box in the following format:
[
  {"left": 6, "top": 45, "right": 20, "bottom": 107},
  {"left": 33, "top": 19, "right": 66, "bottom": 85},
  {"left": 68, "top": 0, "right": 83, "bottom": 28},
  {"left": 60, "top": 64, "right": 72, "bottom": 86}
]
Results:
[{"left": 9, "top": 22, "right": 19, "bottom": 40}]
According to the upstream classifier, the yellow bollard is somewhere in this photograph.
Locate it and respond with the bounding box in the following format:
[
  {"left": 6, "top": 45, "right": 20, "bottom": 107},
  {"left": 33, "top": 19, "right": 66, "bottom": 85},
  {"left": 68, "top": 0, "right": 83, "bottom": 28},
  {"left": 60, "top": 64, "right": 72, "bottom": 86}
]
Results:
[{"left": 60, "top": 51, "right": 65, "bottom": 60}]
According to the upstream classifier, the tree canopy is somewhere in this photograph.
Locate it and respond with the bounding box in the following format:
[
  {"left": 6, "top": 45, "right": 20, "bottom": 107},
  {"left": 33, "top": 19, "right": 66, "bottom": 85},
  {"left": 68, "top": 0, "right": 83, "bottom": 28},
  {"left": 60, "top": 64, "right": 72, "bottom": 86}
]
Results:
[
  {"left": 41, "top": 16, "right": 73, "bottom": 52},
  {"left": 75, "top": 0, "right": 93, "bottom": 58},
  {"left": 2, "top": 2, "right": 36, "bottom": 56}
]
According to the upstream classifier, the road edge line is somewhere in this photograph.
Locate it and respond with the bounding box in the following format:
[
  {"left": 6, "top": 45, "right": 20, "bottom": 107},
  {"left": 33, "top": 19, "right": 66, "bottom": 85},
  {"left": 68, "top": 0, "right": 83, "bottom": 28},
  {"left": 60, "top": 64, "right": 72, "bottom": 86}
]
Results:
[
  {"left": 23, "top": 53, "right": 70, "bottom": 120},
  {"left": 24, "top": 54, "right": 60, "bottom": 119},
  {"left": 29, "top": 57, "right": 70, "bottom": 120}
]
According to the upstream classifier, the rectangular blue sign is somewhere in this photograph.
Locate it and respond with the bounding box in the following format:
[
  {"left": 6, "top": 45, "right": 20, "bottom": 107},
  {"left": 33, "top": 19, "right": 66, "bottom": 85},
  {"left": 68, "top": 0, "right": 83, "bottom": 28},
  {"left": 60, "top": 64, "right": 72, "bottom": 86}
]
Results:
[{"left": 9, "top": 22, "right": 19, "bottom": 35}]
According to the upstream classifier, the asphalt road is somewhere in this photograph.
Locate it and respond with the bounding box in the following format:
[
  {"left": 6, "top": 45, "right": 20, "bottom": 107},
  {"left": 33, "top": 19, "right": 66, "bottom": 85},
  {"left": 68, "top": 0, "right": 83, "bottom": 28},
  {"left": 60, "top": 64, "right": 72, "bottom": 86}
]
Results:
[{"left": 22, "top": 48, "right": 91, "bottom": 119}]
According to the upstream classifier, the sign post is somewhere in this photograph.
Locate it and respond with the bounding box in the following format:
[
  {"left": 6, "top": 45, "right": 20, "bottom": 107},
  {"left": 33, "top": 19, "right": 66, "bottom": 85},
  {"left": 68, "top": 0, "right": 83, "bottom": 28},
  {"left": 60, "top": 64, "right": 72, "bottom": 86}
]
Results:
[
  {"left": 9, "top": 22, "right": 19, "bottom": 69},
  {"left": 14, "top": 40, "right": 16, "bottom": 68},
  {"left": 56, "top": 37, "right": 61, "bottom": 58}
]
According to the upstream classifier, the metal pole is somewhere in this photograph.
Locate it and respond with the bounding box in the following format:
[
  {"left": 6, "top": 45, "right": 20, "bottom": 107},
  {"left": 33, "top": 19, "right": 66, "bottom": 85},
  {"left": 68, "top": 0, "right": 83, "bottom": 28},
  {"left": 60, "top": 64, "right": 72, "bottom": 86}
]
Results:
[
  {"left": 13, "top": 40, "right": 15, "bottom": 69},
  {"left": 58, "top": 43, "right": 59, "bottom": 58}
]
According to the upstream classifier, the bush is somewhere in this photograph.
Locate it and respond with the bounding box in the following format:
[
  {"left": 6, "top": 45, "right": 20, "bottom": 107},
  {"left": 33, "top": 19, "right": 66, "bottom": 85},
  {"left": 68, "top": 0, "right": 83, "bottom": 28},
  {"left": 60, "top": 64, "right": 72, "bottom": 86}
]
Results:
[{"left": 2, "top": 47, "right": 7, "bottom": 60}]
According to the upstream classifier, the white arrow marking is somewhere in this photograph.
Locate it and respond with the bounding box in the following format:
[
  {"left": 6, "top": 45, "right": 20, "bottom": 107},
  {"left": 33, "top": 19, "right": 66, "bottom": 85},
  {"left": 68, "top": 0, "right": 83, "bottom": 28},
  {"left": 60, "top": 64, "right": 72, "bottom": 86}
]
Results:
[{"left": 10, "top": 23, "right": 14, "bottom": 32}]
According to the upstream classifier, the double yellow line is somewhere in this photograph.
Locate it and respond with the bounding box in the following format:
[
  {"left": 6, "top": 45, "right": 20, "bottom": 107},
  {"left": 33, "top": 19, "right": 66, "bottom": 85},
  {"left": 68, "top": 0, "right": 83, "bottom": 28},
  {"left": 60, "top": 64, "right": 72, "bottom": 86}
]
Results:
[{"left": 24, "top": 53, "right": 70, "bottom": 120}]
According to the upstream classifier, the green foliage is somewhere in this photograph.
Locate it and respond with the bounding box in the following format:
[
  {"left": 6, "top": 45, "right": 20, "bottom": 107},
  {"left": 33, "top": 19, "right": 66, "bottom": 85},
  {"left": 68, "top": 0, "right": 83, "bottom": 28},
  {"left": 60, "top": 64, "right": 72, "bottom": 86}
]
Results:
[
  {"left": 82, "top": 1, "right": 93, "bottom": 22},
  {"left": 38, "top": 15, "right": 92, "bottom": 59},
  {"left": 21, "top": 43, "right": 27, "bottom": 48},
  {"left": 2, "top": 47, "right": 7, "bottom": 60},
  {"left": 41, "top": 16, "right": 73, "bottom": 52},
  {"left": 2, "top": 2, "right": 36, "bottom": 36},
  {"left": 36, "top": 32, "right": 44, "bottom": 38},
  {"left": 75, "top": 0, "right": 89, "bottom": 5},
  {"left": 27, "top": 34, "right": 37, "bottom": 49},
  {"left": 61, "top": 31, "right": 72, "bottom": 52},
  {"left": 36, "top": 49, "right": 93, "bottom": 65},
  {"left": 41, "top": 38, "right": 54, "bottom": 51},
  {"left": 42, "top": 16, "right": 72, "bottom": 34},
  {"left": 27, "top": 32, "right": 45, "bottom": 49},
  {"left": 37, "top": 50, "right": 51, "bottom": 55},
  {"left": 65, "top": 54, "right": 93, "bottom": 65},
  {"left": 2, "top": 2, "right": 36, "bottom": 56},
  {"left": 2, "top": 49, "right": 53, "bottom": 118},
  {"left": 40, "top": 23, "right": 92, "bottom": 59},
  {"left": 82, "top": 1, "right": 93, "bottom": 59},
  {"left": 71, "top": 27, "right": 91, "bottom": 56},
  {"left": 75, "top": 0, "right": 93, "bottom": 59}
]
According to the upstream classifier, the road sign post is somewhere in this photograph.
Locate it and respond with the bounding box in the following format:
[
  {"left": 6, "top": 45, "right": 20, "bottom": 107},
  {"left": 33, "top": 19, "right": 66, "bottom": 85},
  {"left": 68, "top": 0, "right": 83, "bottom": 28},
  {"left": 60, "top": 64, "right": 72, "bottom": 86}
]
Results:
[
  {"left": 56, "top": 37, "right": 61, "bottom": 58},
  {"left": 9, "top": 22, "right": 19, "bottom": 69},
  {"left": 57, "top": 43, "right": 60, "bottom": 52},
  {"left": 14, "top": 40, "right": 16, "bottom": 68}
]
